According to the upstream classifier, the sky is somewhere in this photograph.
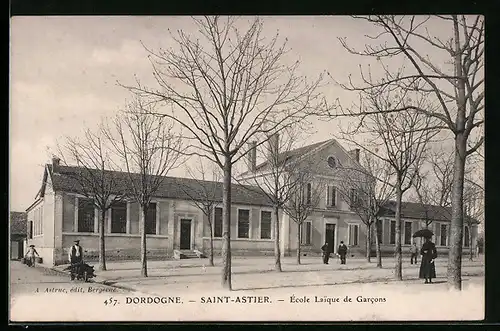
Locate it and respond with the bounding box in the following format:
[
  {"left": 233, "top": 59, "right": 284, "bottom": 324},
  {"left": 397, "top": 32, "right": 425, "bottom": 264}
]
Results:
[{"left": 9, "top": 16, "right": 481, "bottom": 212}]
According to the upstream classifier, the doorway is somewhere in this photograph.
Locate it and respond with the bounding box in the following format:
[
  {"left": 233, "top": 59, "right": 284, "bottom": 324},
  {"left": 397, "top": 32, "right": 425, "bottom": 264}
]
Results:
[
  {"left": 325, "top": 223, "right": 336, "bottom": 253},
  {"left": 180, "top": 219, "right": 192, "bottom": 250}
]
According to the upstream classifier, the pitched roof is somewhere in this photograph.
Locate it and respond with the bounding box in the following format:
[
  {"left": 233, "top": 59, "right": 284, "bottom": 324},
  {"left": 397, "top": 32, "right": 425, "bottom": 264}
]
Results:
[
  {"left": 247, "top": 139, "right": 332, "bottom": 175},
  {"left": 10, "top": 211, "right": 27, "bottom": 235},
  {"left": 47, "top": 164, "right": 273, "bottom": 207},
  {"left": 379, "top": 200, "right": 478, "bottom": 223}
]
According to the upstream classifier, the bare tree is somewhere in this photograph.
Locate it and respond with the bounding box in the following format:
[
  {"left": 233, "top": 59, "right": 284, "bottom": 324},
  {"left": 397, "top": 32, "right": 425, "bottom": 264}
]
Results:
[
  {"left": 428, "top": 148, "right": 455, "bottom": 208},
  {"left": 120, "top": 16, "right": 326, "bottom": 289},
  {"left": 336, "top": 89, "right": 439, "bottom": 280},
  {"left": 412, "top": 168, "right": 437, "bottom": 231},
  {"left": 412, "top": 147, "right": 454, "bottom": 231},
  {"left": 237, "top": 128, "right": 307, "bottom": 272},
  {"left": 179, "top": 158, "right": 222, "bottom": 267},
  {"left": 463, "top": 179, "right": 482, "bottom": 261},
  {"left": 334, "top": 15, "right": 484, "bottom": 290},
  {"left": 337, "top": 151, "right": 394, "bottom": 267},
  {"left": 105, "top": 97, "right": 184, "bottom": 277},
  {"left": 463, "top": 153, "right": 483, "bottom": 261},
  {"left": 282, "top": 166, "right": 324, "bottom": 265},
  {"left": 58, "top": 126, "right": 125, "bottom": 271}
]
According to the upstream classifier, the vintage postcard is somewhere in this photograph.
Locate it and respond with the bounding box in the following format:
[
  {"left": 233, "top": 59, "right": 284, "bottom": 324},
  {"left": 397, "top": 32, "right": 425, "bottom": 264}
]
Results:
[{"left": 9, "top": 15, "right": 484, "bottom": 322}]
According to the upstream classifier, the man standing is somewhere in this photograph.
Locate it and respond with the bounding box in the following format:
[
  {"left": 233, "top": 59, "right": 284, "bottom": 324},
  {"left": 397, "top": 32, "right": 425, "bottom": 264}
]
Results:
[
  {"left": 68, "top": 240, "right": 84, "bottom": 280},
  {"left": 321, "top": 242, "right": 330, "bottom": 264},
  {"left": 410, "top": 242, "right": 418, "bottom": 265},
  {"left": 337, "top": 241, "right": 348, "bottom": 265}
]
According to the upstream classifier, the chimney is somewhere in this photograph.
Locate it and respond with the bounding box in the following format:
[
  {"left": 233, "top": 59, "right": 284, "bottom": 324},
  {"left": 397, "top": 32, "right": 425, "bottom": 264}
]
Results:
[
  {"left": 349, "top": 148, "right": 360, "bottom": 162},
  {"left": 247, "top": 141, "right": 257, "bottom": 172},
  {"left": 267, "top": 133, "right": 279, "bottom": 161},
  {"left": 52, "top": 156, "right": 61, "bottom": 172}
]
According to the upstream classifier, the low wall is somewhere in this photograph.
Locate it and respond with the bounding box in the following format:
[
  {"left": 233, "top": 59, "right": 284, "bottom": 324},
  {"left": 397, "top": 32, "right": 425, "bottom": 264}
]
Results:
[
  {"left": 202, "top": 238, "right": 275, "bottom": 256},
  {"left": 53, "top": 233, "right": 171, "bottom": 265}
]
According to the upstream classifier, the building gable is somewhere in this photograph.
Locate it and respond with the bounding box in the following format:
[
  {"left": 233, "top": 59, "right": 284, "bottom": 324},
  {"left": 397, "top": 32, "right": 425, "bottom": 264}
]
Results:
[{"left": 291, "top": 139, "right": 363, "bottom": 178}]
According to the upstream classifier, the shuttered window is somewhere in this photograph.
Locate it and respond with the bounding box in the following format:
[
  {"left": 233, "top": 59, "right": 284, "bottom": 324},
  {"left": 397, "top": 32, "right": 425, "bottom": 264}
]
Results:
[
  {"left": 213, "top": 207, "right": 223, "bottom": 237},
  {"left": 260, "top": 211, "right": 272, "bottom": 239},
  {"left": 238, "top": 209, "right": 250, "bottom": 238},
  {"left": 348, "top": 224, "right": 359, "bottom": 246}
]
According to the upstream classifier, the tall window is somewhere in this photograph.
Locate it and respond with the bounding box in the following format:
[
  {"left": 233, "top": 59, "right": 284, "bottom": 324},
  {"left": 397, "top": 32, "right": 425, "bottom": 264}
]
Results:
[
  {"left": 78, "top": 198, "right": 95, "bottom": 233},
  {"left": 350, "top": 189, "right": 359, "bottom": 208},
  {"left": 111, "top": 201, "right": 127, "bottom": 234},
  {"left": 238, "top": 209, "right": 250, "bottom": 238},
  {"left": 33, "top": 207, "right": 43, "bottom": 236},
  {"left": 404, "top": 221, "right": 412, "bottom": 245},
  {"left": 28, "top": 221, "right": 33, "bottom": 239},
  {"left": 260, "top": 211, "right": 272, "bottom": 239},
  {"left": 440, "top": 224, "right": 448, "bottom": 246},
  {"left": 464, "top": 225, "right": 470, "bottom": 247},
  {"left": 213, "top": 207, "right": 223, "bottom": 238},
  {"left": 348, "top": 223, "right": 359, "bottom": 246},
  {"left": 326, "top": 185, "right": 336, "bottom": 207},
  {"left": 390, "top": 220, "right": 396, "bottom": 245},
  {"left": 305, "top": 183, "right": 312, "bottom": 204},
  {"left": 301, "top": 221, "right": 312, "bottom": 245},
  {"left": 39, "top": 208, "right": 43, "bottom": 235},
  {"left": 145, "top": 203, "right": 157, "bottom": 235},
  {"left": 376, "top": 219, "right": 383, "bottom": 244}
]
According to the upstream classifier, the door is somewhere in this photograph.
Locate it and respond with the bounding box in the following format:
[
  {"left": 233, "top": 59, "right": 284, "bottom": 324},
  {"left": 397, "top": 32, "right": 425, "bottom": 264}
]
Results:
[
  {"left": 11, "top": 241, "right": 19, "bottom": 260},
  {"left": 180, "top": 219, "right": 192, "bottom": 250},
  {"left": 325, "top": 224, "right": 336, "bottom": 254}
]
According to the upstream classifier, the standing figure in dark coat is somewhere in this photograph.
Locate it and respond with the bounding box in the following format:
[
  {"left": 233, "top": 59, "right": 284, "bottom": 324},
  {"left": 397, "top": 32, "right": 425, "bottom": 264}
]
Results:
[
  {"left": 419, "top": 237, "right": 437, "bottom": 283},
  {"left": 337, "top": 241, "right": 348, "bottom": 265},
  {"left": 321, "top": 242, "right": 330, "bottom": 264},
  {"left": 68, "top": 240, "right": 84, "bottom": 280}
]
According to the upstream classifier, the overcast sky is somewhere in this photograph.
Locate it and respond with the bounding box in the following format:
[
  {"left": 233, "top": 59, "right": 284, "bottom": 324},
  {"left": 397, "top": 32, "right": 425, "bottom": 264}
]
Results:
[{"left": 10, "top": 16, "right": 471, "bottom": 212}]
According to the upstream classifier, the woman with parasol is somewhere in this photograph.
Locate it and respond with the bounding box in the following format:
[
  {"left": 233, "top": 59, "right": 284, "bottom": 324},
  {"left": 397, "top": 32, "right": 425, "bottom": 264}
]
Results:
[{"left": 413, "top": 229, "right": 437, "bottom": 284}]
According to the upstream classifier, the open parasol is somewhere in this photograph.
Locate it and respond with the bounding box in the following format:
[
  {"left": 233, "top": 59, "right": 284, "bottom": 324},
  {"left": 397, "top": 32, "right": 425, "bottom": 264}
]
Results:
[{"left": 412, "top": 228, "right": 434, "bottom": 238}]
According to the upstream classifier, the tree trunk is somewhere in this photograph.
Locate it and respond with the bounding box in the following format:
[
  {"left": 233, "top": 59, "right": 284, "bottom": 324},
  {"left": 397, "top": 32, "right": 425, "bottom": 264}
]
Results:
[
  {"left": 140, "top": 206, "right": 148, "bottom": 277},
  {"left": 209, "top": 223, "right": 215, "bottom": 267},
  {"left": 447, "top": 16, "right": 468, "bottom": 291},
  {"left": 98, "top": 210, "right": 107, "bottom": 271},
  {"left": 469, "top": 229, "right": 473, "bottom": 261},
  {"left": 374, "top": 219, "right": 382, "bottom": 268},
  {"left": 394, "top": 178, "right": 403, "bottom": 281},
  {"left": 221, "top": 157, "right": 232, "bottom": 290},
  {"left": 447, "top": 135, "right": 466, "bottom": 290},
  {"left": 274, "top": 205, "right": 282, "bottom": 272},
  {"left": 296, "top": 223, "right": 301, "bottom": 265},
  {"left": 366, "top": 223, "right": 372, "bottom": 262}
]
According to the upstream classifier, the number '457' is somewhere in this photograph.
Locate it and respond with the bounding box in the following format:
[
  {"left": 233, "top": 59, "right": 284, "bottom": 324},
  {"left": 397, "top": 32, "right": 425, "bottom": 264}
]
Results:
[{"left": 104, "top": 297, "right": 118, "bottom": 306}]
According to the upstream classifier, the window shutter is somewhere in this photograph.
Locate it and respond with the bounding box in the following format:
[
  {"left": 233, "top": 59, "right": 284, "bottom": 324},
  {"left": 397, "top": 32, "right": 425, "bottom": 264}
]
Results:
[
  {"left": 326, "top": 186, "right": 331, "bottom": 207},
  {"left": 27, "top": 221, "right": 33, "bottom": 239}
]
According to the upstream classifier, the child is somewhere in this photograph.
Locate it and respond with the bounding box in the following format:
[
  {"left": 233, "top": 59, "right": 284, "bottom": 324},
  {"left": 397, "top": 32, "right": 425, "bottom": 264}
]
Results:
[{"left": 26, "top": 245, "right": 40, "bottom": 267}]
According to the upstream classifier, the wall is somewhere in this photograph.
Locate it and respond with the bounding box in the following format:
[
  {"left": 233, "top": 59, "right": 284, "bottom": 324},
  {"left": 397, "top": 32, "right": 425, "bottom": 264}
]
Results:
[
  {"left": 203, "top": 238, "right": 275, "bottom": 256},
  {"left": 41, "top": 177, "right": 56, "bottom": 265},
  {"left": 27, "top": 196, "right": 56, "bottom": 265},
  {"left": 291, "top": 210, "right": 367, "bottom": 257},
  {"left": 198, "top": 202, "right": 277, "bottom": 256},
  {"left": 55, "top": 233, "right": 170, "bottom": 265},
  {"left": 54, "top": 193, "right": 172, "bottom": 265}
]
